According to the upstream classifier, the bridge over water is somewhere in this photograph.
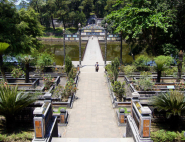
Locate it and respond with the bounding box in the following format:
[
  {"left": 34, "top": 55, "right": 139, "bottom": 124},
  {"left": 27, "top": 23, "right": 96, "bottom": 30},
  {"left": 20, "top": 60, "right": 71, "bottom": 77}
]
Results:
[{"left": 72, "top": 37, "right": 111, "bottom": 66}]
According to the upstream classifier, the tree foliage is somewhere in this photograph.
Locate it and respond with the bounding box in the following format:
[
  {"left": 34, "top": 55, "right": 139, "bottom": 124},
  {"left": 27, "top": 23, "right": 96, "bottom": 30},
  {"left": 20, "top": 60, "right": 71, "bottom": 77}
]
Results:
[
  {"left": 150, "top": 90, "right": 185, "bottom": 130},
  {"left": 0, "top": 85, "right": 37, "bottom": 129},
  {"left": 153, "top": 55, "right": 173, "bottom": 82},
  {"left": 106, "top": 0, "right": 184, "bottom": 56}
]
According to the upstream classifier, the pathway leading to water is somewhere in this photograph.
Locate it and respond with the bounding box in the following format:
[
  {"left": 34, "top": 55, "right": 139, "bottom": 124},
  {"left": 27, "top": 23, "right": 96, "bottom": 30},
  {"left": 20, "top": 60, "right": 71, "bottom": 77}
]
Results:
[
  {"left": 72, "top": 37, "right": 110, "bottom": 66},
  {"left": 60, "top": 66, "right": 125, "bottom": 137},
  {"left": 58, "top": 37, "right": 128, "bottom": 139}
]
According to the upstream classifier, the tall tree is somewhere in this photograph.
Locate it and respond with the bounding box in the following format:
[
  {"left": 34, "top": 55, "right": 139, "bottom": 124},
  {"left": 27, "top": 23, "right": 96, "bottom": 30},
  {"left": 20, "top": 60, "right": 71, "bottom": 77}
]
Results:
[
  {"left": 106, "top": 0, "right": 175, "bottom": 56},
  {"left": 0, "top": 43, "right": 9, "bottom": 82},
  {"left": 0, "top": 1, "right": 43, "bottom": 80}
]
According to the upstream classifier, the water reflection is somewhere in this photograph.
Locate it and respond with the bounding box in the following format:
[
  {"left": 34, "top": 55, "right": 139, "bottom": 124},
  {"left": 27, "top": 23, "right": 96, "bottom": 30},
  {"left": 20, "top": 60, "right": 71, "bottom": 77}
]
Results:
[{"left": 42, "top": 41, "right": 134, "bottom": 65}]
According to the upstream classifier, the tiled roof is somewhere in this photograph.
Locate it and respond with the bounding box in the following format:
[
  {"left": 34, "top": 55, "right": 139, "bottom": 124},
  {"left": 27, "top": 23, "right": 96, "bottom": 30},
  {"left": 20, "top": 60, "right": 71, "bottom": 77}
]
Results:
[{"left": 82, "top": 24, "right": 104, "bottom": 30}]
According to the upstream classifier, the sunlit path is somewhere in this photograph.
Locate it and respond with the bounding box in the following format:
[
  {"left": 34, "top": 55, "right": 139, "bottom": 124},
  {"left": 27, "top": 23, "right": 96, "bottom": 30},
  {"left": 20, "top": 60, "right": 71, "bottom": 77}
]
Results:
[{"left": 59, "top": 66, "right": 125, "bottom": 138}]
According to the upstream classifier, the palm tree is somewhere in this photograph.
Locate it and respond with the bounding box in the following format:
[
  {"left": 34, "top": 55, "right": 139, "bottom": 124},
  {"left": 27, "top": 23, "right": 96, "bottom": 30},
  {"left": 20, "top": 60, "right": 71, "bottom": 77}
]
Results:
[
  {"left": 151, "top": 90, "right": 185, "bottom": 130},
  {"left": 18, "top": 54, "right": 34, "bottom": 83},
  {"left": 0, "top": 42, "right": 9, "bottom": 82},
  {"left": 0, "top": 85, "right": 37, "bottom": 130},
  {"left": 153, "top": 55, "right": 173, "bottom": 82}
]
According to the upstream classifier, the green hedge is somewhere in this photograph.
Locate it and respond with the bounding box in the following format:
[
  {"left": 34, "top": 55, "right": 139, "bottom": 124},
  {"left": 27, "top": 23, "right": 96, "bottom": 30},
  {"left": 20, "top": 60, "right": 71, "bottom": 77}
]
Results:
[
  {"left": 0, "top": 132, "right": 33, "bottom": 142},
  {"left": 151, "top": 130, "right": 185, "bottom": 142}
]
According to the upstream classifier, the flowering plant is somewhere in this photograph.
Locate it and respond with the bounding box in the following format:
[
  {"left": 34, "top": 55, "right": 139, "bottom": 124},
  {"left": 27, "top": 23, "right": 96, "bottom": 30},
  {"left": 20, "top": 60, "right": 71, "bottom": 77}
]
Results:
[
  {"left": 63, "top": 78, "right": 77, "bottom": 98},
  {"left": 174, "top": 82, "right": 185, "bottom": 91},
  {"left": 43, "top": 74, "right": 55, "bottom": 90},
  {"left": 52, "top": 85, "right": 64, "bottom": 99},
  {"left": 0, "top": 79, "right": 8, "bottom": 87},
  {"left": 68, "top": 67, "right": 77, "bottom": 79},
  {"left": 11, "top": 67, "right": 25, "bottom": 78}
]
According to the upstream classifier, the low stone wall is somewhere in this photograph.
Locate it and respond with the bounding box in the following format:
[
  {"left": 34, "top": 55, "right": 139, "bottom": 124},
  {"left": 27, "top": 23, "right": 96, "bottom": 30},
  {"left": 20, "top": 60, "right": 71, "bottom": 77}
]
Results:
[
  {"left": 105, "top": 72, "right": 131, "bottom": 108},
  {"left": 32, "top": 102, "right": 58, "bottom": 142}
]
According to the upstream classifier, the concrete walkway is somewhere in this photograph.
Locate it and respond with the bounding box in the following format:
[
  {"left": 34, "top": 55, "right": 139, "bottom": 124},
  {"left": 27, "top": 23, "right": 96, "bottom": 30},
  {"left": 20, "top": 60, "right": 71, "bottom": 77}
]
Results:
[
  {"left": 83, "top": 37, "right": 103, "bottom": 62},
  {"left": 72, "top": 37, "right": 111, "bottom": 66},
  {"left": 58, "top": 66, "right": 126, "bottom": 138}
]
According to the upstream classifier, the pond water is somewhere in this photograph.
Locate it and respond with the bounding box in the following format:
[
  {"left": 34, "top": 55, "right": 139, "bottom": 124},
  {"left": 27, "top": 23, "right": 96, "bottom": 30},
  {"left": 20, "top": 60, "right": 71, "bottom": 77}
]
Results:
[{"left": 41, "top": 41, "right": 138, "bottom": 65}]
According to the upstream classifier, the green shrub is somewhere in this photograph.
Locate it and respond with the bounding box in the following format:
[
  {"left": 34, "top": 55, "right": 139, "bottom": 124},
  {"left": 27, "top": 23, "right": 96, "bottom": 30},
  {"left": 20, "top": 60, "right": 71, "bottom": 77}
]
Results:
[
  {"left": 0, "top": 132, "right": 33, "bottom": 142},
  {"left": 36, "top": 51, "right": 54, "bottom": 71},
  {"left": 11, "top": 67, "right": 25, "bottom": 78},
  {"left": 112, "top": 81, "right": 125, "bottom": 102},
  {"left": 111, "top": 57, "right": 120, "bottom": 81},
  {"left": 68, "top": 67, "right": 77, "bottom": 79},
  {"left": 134, "top": 55, "right": 150, "bottom": 68},
  {"left": 151, "top": 130, "right": 185, "bottom": 142},
  {"left": 105, "top": 64, "right": 111, "bottom": 72},
  {"left": 123, "top": 65, "right": 136, "bottom": 76},
  {"left": 65, "top": 56, "right": 72, "bottom": 76},
  {"left": 135, "top": 71, "right": 154, "bottom": 91},
  {"left": 163, "top": 67, "right": 177, "bottom": 76}
]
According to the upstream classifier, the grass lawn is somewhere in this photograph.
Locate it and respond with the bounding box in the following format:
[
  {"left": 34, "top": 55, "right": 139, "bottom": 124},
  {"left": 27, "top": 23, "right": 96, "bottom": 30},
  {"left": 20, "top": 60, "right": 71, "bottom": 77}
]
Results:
[{"left": 0, "top": 115, "right": 34, "bottom": 142}]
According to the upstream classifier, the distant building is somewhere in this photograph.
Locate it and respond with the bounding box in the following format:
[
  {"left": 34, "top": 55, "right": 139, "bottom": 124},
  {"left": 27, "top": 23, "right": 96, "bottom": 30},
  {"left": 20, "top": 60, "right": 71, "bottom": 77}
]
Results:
[{"left": 87, "top": 15, "right": 103, "bottom": 26}]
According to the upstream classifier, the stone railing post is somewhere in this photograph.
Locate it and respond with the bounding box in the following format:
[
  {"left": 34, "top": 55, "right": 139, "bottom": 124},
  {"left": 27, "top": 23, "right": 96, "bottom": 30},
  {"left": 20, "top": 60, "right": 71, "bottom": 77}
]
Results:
[
  {"left": 131, "top": 92, "right": 140, "bottom": 117},
  {"left": 119, "top": 108, "right": 125, "bottom": 124},
  {"left": 60, "top": 108, "right": 66, "bottom": 123},
  {"left": 33, "top": 107, "right": 45, "bottom": 140},
  {"left": 139, "top": 107, "right": 151, "bottom": 138},
  {"left": 58, "top": 108, "right": 69, "bottom": 126}
]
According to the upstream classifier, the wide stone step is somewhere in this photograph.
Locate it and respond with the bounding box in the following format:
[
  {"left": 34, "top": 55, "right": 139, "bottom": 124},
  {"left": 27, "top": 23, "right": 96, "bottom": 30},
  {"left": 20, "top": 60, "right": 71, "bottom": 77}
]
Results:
[{"left": 52, "top": 138, "right": 134, "bottom": 142}]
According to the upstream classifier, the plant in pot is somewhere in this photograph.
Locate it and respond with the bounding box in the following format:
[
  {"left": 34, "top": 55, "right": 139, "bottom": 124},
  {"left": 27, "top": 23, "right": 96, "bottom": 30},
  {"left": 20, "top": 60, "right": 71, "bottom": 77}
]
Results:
[
  {"left": 63, "top": 78, "right": 77, "bottom": 100},
  {"left": 123, "top": 65, "right": 136, "bottom": 79},
  {"left": 112, "top": 81, "right": 126, "bottom": 102},
  {"left": 52, "top": 85, "right": 64, "bottom": 101},
  {"left": 111, "top": 57, "right": 120, "bottom": 82},
  {"left": 68, "top": 67, "right": 77, "bottom": 80},
  {"left": 43, "top": 74, "right": 55, "bottom": 91},
  {"left": 133, "top": 55, "right": 151, "bottom": 71},
  {"left": 135, "top": 71, "right": 154, "bottom": 91},
  {"left": 11, "top": 66, "right": 25, "bottom": 78}
]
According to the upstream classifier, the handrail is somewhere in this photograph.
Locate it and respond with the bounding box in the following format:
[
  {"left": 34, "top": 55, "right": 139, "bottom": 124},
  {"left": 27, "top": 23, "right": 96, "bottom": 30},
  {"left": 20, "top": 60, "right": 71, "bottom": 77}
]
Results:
[
  {"left": 98, "top": 40, "right": 104, "bottom": 60},
  {"left": 82, "top": 40, "right": 88, "bottom": 61}
]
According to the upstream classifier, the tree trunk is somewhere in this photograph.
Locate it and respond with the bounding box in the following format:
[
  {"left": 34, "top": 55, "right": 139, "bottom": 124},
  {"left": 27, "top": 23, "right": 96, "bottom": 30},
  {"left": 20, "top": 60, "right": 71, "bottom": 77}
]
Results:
[
  {"left": 51, "top": 15, "right": 55, "bottom": 31},
  {"left": 120, "top": 33, "right": 123, "bottom": 65},
  {"left": 25, "top": 63, "right": 29, "bottom": 83},
  {"left": 157, "top": 70, "right": 161, "bottom": 83},
  {"left": 0, "top": 54, "right": 7, "bottom": 82},
  {"left": 176, "top": 61, "right": 182, "bottom": 82}
]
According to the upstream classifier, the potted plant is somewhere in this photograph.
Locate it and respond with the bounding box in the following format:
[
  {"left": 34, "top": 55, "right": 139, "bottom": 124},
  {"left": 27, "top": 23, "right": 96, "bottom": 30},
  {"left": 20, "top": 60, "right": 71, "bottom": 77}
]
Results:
[
  {"left": 112, "top": 81, "right": 126, "bottom": 102},
  {"left": 43, "top": 74, "right": 55, "bottom": 91},
  {"left": 63, "top": 78, "right": 77, "bottom": 99}
]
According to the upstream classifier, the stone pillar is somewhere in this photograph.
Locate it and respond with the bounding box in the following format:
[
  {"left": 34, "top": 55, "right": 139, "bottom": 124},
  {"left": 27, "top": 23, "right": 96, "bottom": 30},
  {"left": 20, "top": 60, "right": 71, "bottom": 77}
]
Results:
[
  {"left": 60, "top": 109, "right": 66, "bottom": 123},
  {"left": 131, "top": 92, "right": 140, "bottom": 117},
  {"left": 119, "top": 109, "right": 125, "bottom": 124},
  {"left": 33, "top": 107, "right": 45, "bottom": 140},
  {"left": 139, "top": 107, "right": 151, "bottom": 138},
  {"left": 77, "top": 65, "right": 80, "bottom": 72}
]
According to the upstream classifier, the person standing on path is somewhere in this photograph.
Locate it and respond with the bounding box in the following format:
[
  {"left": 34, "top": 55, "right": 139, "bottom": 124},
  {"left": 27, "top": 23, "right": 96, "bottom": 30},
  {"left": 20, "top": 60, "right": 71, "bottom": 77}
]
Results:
[{"left": 95, "top": 62, "right": 99, "bottom": 72}]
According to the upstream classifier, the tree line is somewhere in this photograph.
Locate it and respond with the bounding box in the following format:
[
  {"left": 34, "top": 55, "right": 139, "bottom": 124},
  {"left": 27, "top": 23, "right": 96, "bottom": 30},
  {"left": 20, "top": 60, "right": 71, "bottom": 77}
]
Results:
[
  {"left": 18, "top": 0, "right": 119, "bottom": 30},
  {"left": 106, "top": 0, "right": 185, "bottom": 57}
]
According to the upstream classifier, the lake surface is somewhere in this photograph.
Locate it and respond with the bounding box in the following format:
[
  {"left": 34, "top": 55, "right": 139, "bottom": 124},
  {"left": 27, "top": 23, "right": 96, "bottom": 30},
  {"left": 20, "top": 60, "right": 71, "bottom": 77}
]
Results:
[{"left": 41, "top": 41, "right": 136, "bottom": 65}]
